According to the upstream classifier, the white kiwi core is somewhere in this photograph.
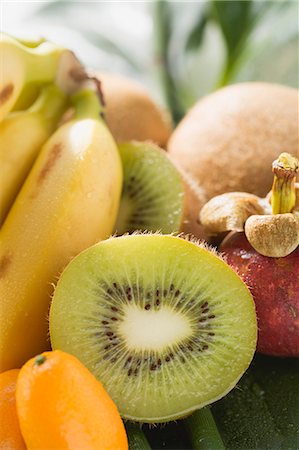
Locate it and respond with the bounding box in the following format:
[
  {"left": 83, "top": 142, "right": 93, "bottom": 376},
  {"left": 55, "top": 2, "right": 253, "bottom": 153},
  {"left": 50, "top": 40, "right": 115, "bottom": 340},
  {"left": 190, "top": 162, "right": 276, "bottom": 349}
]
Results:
[{"left": 118, "top": 305, "right": 192, "bottom": 351}]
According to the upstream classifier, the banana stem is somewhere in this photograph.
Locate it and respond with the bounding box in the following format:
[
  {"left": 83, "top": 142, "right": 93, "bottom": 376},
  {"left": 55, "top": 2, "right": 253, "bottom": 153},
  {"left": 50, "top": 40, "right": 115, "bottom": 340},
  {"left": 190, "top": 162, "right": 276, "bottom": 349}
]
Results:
[
  {"left": 71, "top": 88, "right": 103, "bottom": 120},
  {"left": 271, "top": 153, "right": 299, "bottom": 215},
  {"left": 29, "top": 85, "right": 68, "bottom": 130}
]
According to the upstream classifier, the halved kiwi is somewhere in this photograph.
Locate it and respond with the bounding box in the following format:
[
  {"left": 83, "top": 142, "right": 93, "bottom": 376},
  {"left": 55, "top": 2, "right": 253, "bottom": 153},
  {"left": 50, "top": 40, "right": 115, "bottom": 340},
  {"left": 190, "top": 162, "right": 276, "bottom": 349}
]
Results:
[
  {"left": 115, "top": 141, "right": 184, "bottom": 234},
  {"left": 50, "top": 234, "right": 257, "bottom": 423}
]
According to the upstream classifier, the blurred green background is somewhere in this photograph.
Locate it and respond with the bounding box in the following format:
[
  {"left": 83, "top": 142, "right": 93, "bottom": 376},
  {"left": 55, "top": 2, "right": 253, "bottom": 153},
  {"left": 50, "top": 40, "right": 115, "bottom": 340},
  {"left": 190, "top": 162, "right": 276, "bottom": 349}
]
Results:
[{"left": 3, "top": 0, "right": 298, "bottom": 123}]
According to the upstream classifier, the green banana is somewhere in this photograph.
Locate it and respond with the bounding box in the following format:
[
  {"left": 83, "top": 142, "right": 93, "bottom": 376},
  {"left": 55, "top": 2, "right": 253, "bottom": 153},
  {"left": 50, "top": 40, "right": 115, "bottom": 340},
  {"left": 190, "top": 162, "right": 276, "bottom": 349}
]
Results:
[{"left": 0, "top": 84, "right": 68, "bottom": 224}]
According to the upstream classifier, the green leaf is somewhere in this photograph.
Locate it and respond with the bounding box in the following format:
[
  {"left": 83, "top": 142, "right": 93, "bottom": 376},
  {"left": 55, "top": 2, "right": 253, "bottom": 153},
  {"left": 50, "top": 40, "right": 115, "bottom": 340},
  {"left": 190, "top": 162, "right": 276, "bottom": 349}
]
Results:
[
  {"left": 211, "top": 0, "right": 276, "bottom": 86},
  {"left": 212, "top": 354, "right": 299, "bottom": 450},
  {"left": 152, "top": 1, "right": 185, "bottom": 124},
  {"left": 185, "top": 9, "right": 209, "bottom": 52},
  {"left": 184, "top": 406, "right": 226, "bottom": 450},
  {"left": 126, "top": 423, "right": 152, "bottom": 450},
  {"left": 212, "top": 0, "right": 253, "bottom": 62}
]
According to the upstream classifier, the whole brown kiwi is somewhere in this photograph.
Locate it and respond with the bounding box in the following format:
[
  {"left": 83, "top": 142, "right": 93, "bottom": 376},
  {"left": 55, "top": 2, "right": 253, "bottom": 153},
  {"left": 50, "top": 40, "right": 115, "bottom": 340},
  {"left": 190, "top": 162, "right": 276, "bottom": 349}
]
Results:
[
  {"left": 96, "top": 72, "right": 172, "bottom": 147},
  {"left": 168, "top": 82, "right": 299, "bottom": 200},
  {"left": 171, "top": 161, "right": 207, "bottom": 239}
]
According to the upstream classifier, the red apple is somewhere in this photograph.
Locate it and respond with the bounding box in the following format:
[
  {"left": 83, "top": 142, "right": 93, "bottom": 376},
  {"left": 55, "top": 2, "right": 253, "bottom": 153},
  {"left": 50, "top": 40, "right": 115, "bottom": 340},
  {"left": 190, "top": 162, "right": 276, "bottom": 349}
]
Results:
[{"left": 221, "top": 232, "right": 299, "bottom": 357}]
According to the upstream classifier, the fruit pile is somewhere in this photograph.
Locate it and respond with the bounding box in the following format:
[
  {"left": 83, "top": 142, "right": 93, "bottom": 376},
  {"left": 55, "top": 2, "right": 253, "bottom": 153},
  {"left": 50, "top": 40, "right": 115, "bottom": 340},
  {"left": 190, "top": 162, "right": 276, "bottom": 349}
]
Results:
[{"left": 1, "top": 34, "right": 298, "bottom": 449}]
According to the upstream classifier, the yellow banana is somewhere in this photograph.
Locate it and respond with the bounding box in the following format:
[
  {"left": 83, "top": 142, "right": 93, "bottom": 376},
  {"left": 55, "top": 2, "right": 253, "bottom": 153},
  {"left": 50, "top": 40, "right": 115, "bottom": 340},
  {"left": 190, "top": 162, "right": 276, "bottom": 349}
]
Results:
[
  {"left": 0, "top": 85, "right": 67, "bottom": 224},
  {"left": 0, "top": 33, "right": 81, "bottom": 121},
  {"left": 0, "top": 89, "right": 123, "bottom": 371}
]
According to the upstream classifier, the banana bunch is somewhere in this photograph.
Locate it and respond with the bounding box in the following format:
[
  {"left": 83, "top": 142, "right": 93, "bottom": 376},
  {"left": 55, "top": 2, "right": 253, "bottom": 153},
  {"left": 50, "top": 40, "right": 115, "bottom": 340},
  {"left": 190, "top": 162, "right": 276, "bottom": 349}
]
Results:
[{"left": 0, "top": 35, "right": 123, "bottom": 371}]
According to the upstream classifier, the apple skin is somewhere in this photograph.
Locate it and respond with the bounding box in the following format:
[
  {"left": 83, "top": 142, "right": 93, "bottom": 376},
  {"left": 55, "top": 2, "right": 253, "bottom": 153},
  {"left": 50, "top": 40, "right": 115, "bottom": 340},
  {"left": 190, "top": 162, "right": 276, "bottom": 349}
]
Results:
[{"left": 220, "top": 232, "right": 299, "bottom": 357}]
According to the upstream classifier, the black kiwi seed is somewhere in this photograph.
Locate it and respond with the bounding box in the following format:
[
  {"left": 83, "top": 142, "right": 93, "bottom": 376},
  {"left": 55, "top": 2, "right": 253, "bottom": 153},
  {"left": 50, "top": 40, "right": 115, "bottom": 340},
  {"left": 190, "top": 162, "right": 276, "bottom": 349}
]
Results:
[{"left": 98, "top": 282, "right": 215, "bottom": 366}]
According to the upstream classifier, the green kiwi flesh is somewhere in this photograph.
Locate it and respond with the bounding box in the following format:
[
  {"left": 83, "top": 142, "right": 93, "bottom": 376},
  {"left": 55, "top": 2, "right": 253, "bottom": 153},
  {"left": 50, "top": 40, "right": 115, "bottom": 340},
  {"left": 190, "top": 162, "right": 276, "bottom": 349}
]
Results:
[
  {"left": 114, "top": 141, "right": 184, "bottom": 234},
  {"left": 50, "top": 234, "right": 257, "bottom": 423}
]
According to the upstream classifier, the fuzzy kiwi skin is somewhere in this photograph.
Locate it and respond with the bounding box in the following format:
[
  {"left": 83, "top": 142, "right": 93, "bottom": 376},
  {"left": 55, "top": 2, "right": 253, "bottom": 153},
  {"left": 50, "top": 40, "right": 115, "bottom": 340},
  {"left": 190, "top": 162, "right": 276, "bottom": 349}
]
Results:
[
  {"left": 50, "top": 234, "right": 257, "bottom": 424},
  {"left": 97, "top": 72, "right": 172, "bottom": 147},
  {"left": 168, "top": 82, "right": 299, "bottom": 200},
  {"left": 173, "top": 162, "right": 208, "bottom": 239}
]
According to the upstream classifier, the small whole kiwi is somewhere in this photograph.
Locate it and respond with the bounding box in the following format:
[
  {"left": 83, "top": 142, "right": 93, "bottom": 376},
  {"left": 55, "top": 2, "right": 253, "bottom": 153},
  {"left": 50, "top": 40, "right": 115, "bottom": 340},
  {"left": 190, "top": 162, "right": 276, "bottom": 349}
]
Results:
[
  {"left": 97, "top": 72, "right": 172, "bottom": 147},
  {"left": 168, "top": 82, "right": 299, "bottom": 200},
  {"left": 172, "top": 162, "right": 207, "bottom": 239}
]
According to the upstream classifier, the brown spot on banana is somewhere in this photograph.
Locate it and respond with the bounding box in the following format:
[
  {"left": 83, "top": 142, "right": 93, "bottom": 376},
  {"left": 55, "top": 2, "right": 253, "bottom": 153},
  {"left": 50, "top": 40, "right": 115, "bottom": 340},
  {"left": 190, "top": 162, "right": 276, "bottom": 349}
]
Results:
[
  {"left": 0, "top": 83, "right": 14, "bottom": 105},
  {"left": 0, "top": 254, "right": 12, "bottom": 278},
  {"left": 37, "top": 143, "right": 63, "bottom": 184}
]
